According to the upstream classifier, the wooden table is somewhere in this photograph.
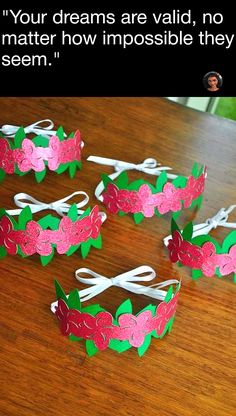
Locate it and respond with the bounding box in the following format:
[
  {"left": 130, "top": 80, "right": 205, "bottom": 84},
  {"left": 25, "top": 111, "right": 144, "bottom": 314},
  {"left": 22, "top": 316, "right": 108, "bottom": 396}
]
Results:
[{"left": 0, "top": 98, "right": 235, "bottom": 416}]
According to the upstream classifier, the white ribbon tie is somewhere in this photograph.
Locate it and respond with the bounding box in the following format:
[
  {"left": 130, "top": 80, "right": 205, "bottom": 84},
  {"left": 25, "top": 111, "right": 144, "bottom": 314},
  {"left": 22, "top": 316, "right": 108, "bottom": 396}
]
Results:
[
  {"left": 0, "top": 119, "right": 66, "bottom": 138},
  {"left": 5, "top": 192, "right": 106, "bottom": 222},
  {"left": 51, "top": 266, "right": 180, "bottom": 312}
]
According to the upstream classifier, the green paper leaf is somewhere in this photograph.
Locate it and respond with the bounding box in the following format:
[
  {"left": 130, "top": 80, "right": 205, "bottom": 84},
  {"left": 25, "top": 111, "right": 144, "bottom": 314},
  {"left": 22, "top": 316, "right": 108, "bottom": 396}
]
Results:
[
  {"left": 67, "top": 289, "right": 81, "bottom": 310},
  {"left": 81, "top": 304, "right": 105, "bottom": 315},
  {"left": 13, "top": 127, "right": 25, "bottom": 148},
  {"left": 191, "top": 162, "right": 199, "bottom": 178},
  {"left": 191, "top": 269, "right": 203, "bottom": 280},
  {"left": 78, "top": 206, "right": 91, "bottom": 219},
  {"left": 182, "top": 222, "right": 193, "bottom": 241},
  {"left": 66, "top": 244, "right": 80, "bottom": 256},
  {"left": 191, "top": 235, "right": 221, "bottom": 252},
  {"left": 55, "top": 162, "right": 70, "bottom": 174},
  {"left": 67, "top": 204, "right": 78, "bottom": 221},
  {"left": 69, "top": 162, "right": 77, "bottom": 178},
  {"left": 101, "top": 173, "right": 114, "bottom": 189},
  {"left": 156, "top": 171, "right": 167, "bottom": 192},
  {"left": 150, "top": 329, "right": 159, "bottom": 339},
  {"left": 115, "top": 171, "right": 128, "bottom": 189},
  {"left": 233, "top": 274, "right": 236, "bottom": 284},
  {"left": 18, "top": 206, "right": 32, "bottom": 229},
  {"left": 35, "top": 169, "right": 46, "bottom": 183},
  {"left": 222, "top": 230, "right": 236, "bottom": 252},
  {"left": 118, "top": 211, "right": 126, "bottom": 217},
  {"left": 133, "top": 212, "right": 144, "bottom": 224},
  {"left": 86, "top": 340, "right": 98, "bottom": 356},
  {"left": 167, "top": 316, "right": 175, "bottom": 334},
  {"left": 172, "top": 210, "right": 181, "bottom": 221},
  {"left": 91, "top": 234, "right": 102, "bottom": 249},
  {"left": 115, "top": 299, "right": 132, "bottom": 320},
  {"left": 32, "top": 135, "right": 49, "bottom": 147},
  {"left": 0, "top": 246, "right": 7, "bottom": 258},
  {"left": 56, "top": 126, "right": 65, "bottom": 141},
  {"left": 164, "top": 285, "right": 173, "bottom": 303},
  {"left": 172, "top": 175, "right": 187, "bottom": 188},
  {"left": 69, "top": 335, "right": 83, "bottom": 341},
  {"left": 138, "top": 334, "right": 151, "bottom": 357},
  {"left": 76, "top": 161, "right": 82, "bottom": 170},
  {"left": 54, "top": 280, "right": 68, "bottom": 303},
  {"left": 171, "top": 217, "right": 181, "bottom": 234},
  {"left": 109, "top": 339, "right": 131, "bottom": 353},
  {"left": 68, "top": 132, "right": 74, "bottom": 138},
  {"left": 0, "top": 169, "right": 6, "bottom": 182},
  {"left": 81, "top": 240, "right": 92, "bottom": 258},
  {"left": 38, "top": 215, "right": 60, "bottom": 230},
  {"left": 154, "top": 207, "right": 162, "bottom": 218},
  {"left": 40, "top": 248, "right": 54, "bottom": 266},
  {"left": 0, "top": 208, "right": 6, "bottom": 219},
  {"left": 14, "top": 165, "right": 30, "bottom": 176},
  {"left": 127, "top": 179, "right": 149, "bottom": 191},
  {"left": 139, "top": 304, "right": 156, "bottom": 316}
]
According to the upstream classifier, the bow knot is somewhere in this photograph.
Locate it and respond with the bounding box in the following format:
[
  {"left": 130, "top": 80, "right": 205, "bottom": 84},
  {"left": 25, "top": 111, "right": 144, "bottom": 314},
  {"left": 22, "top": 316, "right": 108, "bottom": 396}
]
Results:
[
  {"left": 6, "top": 191, "right": 91, "bottom": 217},
  {"left": 75, "top": 266, "right": 179, "bottom": 302}
]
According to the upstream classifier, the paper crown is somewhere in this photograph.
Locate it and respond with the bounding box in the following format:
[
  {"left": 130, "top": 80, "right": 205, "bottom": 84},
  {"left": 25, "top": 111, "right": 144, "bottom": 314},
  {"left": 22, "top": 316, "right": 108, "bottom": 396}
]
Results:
[
  {"left": 0, "top": 192, "right": 106, "bottom": 265},
  {"left": 87, "top": 155, "right": 207, "bottom": 223},
  {"left": 51, "top": 266, "right": 181, "bottom": 356},
  {"left": 164, "top": 205, "right": 236, "bottom": 281},
  {"left": 0, "top": 119, "right": 84, "bottom": 182}
]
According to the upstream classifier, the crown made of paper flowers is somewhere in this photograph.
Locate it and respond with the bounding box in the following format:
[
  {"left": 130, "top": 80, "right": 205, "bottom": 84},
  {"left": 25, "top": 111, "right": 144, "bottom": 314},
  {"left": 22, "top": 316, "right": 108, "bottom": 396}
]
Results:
[
  {"left": 87, "top": 155, "right": 207, "bottom": 224},
  {"left": 0, "top": 119, "right": 84, "bottom": 182},
  {"left": 51, "top": 266, "right": 181, "bottom": 356},
  {"left": 0, "top": 192, "right": 106, "bottom": 265},
  {"left": 164, "top": 205, "right": 236, "bottom": 282}
]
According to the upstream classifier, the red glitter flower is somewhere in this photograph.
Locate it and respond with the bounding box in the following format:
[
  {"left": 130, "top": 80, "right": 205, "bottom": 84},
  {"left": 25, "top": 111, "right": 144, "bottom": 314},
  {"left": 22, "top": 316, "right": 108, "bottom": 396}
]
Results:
[{"left": 0, "top": 216, "right": 18, "bottom": 255}]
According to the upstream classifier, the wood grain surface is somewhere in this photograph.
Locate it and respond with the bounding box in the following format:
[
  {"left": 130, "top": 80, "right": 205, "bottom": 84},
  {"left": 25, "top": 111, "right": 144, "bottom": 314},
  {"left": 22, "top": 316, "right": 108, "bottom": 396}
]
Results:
[{"left": 0, "top": 98, "right": 235, "bottom": 416}]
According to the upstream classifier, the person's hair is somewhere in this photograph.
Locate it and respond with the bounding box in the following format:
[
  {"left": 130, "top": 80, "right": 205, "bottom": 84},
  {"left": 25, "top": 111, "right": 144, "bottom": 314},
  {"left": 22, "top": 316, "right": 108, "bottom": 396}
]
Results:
[{"left": 203, "top": 72, "right": 222, "bottom": 89}]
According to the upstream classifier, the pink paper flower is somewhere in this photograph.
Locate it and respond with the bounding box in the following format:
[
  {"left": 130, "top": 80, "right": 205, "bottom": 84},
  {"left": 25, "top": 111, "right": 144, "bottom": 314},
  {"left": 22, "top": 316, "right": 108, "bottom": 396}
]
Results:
[
  {"left": 200, "top": 242, "right": 219, "bottom": 277},
  {"left": 182, "top": 172, "right": 206, "bottom": 208},
  {"left": 0, "top": 138, "right": 15, "bottom": 174},
  {"left": 155, "top": 182, "right": 182, "bottom": 214},
  {"left": 118, "top": 310, "right": 153, "bottom": 347},
  {"left": 59, "top": 131, "right": 82, "bottom": 164},
  {"left": 216, "top": 245, "right": 236, "bottom": 276},
  {"left": 18, "top": 221, "right": 52, "bottom": 256},
  {"left": 137, "top": 184, "right": 156, "bottom": 217},
  {"left": 16, "top": 139, "right": 45, "bottom": 172},
  {"left": 88, "top": 206, "right": 103, "bottom": 239},
  {"left": 47, "top": 136, "right": 61, "bottom": 170},
  {"left": 74, "top": 130, "right": 82, "bottom": 161},
  {"left": 0, "top": 216, "right": 18, "bottom": 254},
  {"left": 155, "top": 293, "right": 179, "bottom": 336}
]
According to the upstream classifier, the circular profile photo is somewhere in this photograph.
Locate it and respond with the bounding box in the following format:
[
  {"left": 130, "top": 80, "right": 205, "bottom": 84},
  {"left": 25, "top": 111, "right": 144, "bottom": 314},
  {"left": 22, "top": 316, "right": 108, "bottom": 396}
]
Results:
[{"left": 203, "top": 71, "right": 223, "bottom": 92}]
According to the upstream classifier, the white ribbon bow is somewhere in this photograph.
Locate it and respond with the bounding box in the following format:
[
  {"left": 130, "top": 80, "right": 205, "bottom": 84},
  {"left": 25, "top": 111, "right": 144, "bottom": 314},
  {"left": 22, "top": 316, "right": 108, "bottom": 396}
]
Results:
[
  {"left": 163, "top": 205, "right": 236, "bottom": 246},
  {"left": 6, "top": 192, "right": 106, "bottom": 222},
  {"left": 87, "top": 155, "right": 178, "bottom": 201},
  {"left": 0, "top": 119, "right": 66, "bottom": 138},
  {"left": 51, "top": 266, "right": 180, "bottom": 312}
]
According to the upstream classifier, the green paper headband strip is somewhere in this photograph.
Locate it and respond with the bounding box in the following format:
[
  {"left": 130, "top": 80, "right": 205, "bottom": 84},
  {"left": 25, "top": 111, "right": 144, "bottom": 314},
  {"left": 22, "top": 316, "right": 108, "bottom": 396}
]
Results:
[
  {"left": 164, "top": 205, "right": 236, "bottom": 281},
  {"left": 0, "top": 119, "right": 84, "bottom": 183},
  {"left": 0, "top": 192, "right": 106, "bottom": 265},
  {"left": 87, "top": 155, "right": 207, "bottom": 224},
  {"left": 51, "top": 266, "right": 181, "bottom": 356}
]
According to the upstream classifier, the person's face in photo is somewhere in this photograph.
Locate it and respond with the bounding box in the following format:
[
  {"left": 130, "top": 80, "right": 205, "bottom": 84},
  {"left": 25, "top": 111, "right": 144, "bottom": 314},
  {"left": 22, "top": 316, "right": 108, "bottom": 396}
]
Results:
[{"left": 208, "top": 76, "right": 219, "bottom": 91}]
